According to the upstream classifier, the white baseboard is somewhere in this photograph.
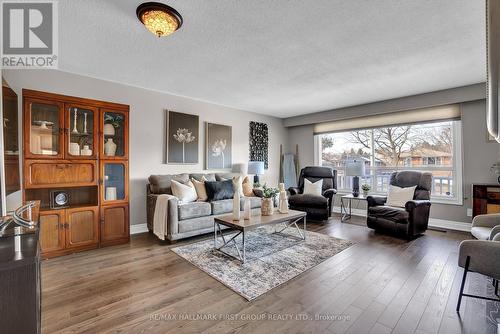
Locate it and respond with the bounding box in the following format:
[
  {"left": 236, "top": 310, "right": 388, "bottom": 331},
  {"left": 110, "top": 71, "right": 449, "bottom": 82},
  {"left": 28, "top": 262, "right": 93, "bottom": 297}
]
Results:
[
  {"left": 332, "top": 206, "right": 471, "bottom": 232},
  {"left": 130, "top": 223, "right": 149, "bottom": 235},
  {"left": 427, "top": 219, "right": 471, "bottom": 232}
]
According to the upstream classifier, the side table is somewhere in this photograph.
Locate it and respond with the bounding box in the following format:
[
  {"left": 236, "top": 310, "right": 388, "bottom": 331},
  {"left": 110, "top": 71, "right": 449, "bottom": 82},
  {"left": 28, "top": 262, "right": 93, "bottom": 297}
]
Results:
[{"left": 340, "top": 194, "right": 368, "bottom": 223}]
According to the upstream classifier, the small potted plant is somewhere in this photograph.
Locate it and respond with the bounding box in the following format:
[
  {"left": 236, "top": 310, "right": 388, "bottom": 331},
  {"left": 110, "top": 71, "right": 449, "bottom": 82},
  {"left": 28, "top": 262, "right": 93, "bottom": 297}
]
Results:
[
  {"left": 361, "top": 183, "right": 371, "bottom": 196},
  {"left": 261, "top": 184, "right": 279, "bottom": 216}
]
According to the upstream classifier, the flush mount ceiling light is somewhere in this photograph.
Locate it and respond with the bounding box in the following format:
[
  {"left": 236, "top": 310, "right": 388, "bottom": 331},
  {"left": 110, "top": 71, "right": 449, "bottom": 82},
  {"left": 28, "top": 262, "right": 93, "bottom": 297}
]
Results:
[{"left": 136, "top": 2, "right": 183, "bottom": 37}]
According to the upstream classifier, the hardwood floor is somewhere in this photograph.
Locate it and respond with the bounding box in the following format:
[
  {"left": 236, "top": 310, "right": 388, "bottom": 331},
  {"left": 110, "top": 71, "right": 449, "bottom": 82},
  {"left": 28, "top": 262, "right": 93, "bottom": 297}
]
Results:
[{"left": 41, "top": 215, "right": 500, "bottom": 334}]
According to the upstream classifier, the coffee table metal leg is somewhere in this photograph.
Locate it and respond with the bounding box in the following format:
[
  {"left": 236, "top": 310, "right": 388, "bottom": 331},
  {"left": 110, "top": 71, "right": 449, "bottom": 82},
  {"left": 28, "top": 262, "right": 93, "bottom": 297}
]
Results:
[
  {"left": 303, "top": 216, "right": 307, "bottom": 240},
  {"left": 242, "top": 230, "right": 246, "bottom": 263},
  {"left": 214, "top": 221, "right": 217, "bottom": 247},
  {"left": 274, "top": 217, "right": 305, "bottom": 240}
]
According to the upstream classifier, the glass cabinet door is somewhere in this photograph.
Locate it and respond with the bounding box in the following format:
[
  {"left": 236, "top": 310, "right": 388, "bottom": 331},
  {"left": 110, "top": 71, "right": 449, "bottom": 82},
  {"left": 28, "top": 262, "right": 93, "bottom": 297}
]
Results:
[
  {"left": 66, "top": 105, "right": 98, "bottom": 159},
  {"left": 26, "top": 99, "right": 64, "bottom": 158},
  {"left": 101, "top": 110, "right": 127, "bottom": 159},
  {"left": 101, "top": 162, "right": 128, "bottom": 203}
]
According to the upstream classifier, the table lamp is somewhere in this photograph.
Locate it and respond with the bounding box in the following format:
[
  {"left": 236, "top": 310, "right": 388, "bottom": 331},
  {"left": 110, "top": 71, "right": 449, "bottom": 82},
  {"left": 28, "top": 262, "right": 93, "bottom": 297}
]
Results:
[
  {"left": 248, "top": 161, "right": 264, "bottom": 184},
  {"left": 345, "top": 160, "right": 365, "bottom": 197}
]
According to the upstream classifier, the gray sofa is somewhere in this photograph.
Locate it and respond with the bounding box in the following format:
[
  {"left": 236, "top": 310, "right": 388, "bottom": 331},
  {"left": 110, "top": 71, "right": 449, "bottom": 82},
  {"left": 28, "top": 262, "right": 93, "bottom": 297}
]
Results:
[{"left": 146, "top": 172, "right": 261, "bottom": 241}]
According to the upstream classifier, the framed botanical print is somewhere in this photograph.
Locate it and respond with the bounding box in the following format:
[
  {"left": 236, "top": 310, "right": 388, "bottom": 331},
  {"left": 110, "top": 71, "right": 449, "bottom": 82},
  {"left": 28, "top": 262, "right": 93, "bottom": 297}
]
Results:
[
  {"left": 205, "top": 122, "right": 232, "bottom": 169},
  {"left": 166, "top": 111, "right": 199, "bottom": 164}
]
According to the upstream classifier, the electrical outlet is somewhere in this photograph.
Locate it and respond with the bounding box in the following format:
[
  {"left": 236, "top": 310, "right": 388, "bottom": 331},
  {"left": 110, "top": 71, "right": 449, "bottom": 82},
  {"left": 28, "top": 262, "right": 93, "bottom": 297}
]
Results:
[{"left": 466, "top": 208, "right": 472, "bottom": 217}]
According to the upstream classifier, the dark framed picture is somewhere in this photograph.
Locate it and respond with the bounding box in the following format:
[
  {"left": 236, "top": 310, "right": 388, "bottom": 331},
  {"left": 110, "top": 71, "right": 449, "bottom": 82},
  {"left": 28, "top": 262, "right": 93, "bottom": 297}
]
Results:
[
  {"left": 249, "top": 121, "right": 269, "bottom": 169},
  {"left": 205, "top": 122, "right": 232, "bottom": 169},
  {"left": 50, "top": 190, "right": 70, "bottom": 209},
  {"left": 166, "top": 110, "right": 199, "bottom": 164}
]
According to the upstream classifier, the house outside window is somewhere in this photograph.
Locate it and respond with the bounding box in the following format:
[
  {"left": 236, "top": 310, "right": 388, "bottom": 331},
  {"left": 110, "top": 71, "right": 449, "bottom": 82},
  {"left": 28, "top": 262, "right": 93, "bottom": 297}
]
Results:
[{"left": 315, "top": 120, "right": 462, "bottom": 204}]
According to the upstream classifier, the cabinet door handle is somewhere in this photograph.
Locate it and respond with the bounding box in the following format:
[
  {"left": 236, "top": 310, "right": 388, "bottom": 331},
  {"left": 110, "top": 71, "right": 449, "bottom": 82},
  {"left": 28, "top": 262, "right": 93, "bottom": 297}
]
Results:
[
  {"left": 64, "top": 223, "right": 69, "bottom": 229},
  {"left": 101, "top": 220, "right": 105, "bottom": 225},
  {"left": 58, "top": 223, "right": 64, "bottom": 229}
]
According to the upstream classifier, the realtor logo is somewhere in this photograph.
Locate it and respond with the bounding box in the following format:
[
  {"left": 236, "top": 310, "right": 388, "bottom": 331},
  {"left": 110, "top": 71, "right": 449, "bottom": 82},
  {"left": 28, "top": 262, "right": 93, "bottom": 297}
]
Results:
[{"left": 1, "top": 0, "right": 58, "bottom": 68}]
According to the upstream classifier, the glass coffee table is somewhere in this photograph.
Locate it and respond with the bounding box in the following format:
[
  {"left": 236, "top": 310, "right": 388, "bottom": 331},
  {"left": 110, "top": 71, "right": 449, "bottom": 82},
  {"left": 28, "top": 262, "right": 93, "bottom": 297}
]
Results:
[{"left": 213, "top": 210, "right": 307, "bottom": 263}]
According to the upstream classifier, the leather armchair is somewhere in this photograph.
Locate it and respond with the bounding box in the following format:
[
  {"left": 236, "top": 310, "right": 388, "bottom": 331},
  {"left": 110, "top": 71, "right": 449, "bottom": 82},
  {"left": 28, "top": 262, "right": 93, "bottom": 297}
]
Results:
[
  {"left": 288, "top": 166, "right": 337, "bottom": 221},
  {"left": 366, "top": 171, "right": 432, "bottom": 240}
]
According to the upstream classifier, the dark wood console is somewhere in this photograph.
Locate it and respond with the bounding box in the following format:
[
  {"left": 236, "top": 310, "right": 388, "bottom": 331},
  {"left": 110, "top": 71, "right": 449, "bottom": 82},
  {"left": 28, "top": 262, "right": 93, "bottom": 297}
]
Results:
[{"left": 472, "top": 183, "right": 500, "bottom": 217}]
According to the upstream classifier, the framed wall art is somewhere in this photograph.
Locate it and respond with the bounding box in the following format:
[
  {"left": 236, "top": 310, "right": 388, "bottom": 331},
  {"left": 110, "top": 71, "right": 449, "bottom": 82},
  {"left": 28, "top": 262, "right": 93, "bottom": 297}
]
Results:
[
  {"left": 166, "top": 110, "right": 199, "bottom": 164},
  {"left": 249, "top": 121, "right": 268, "bottom": 169},
  {"left": 205, "top": 122, "right": 232, "bottom": 169}
]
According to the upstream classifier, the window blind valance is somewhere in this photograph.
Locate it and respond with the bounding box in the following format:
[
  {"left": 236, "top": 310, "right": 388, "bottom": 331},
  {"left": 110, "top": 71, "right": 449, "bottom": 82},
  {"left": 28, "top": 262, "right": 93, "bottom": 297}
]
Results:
[{"left": 313, "top": 104, "right": 461, "bottom": 135}]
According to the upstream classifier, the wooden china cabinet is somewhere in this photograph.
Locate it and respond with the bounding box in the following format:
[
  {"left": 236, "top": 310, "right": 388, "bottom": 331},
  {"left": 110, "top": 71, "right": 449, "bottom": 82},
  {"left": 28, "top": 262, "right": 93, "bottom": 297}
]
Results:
[{"left": 22, "top": 89, "right": 130, "bottom": 258}]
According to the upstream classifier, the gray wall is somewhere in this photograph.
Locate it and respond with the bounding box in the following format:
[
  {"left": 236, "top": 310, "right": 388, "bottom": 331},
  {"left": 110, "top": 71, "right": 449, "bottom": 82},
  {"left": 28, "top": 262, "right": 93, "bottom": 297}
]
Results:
[
  {"left": 4, "top": 70, "right": 288, "bottom": 226},
  {"left": 287, "top": 97, "right": 500, "bottom": 224}
]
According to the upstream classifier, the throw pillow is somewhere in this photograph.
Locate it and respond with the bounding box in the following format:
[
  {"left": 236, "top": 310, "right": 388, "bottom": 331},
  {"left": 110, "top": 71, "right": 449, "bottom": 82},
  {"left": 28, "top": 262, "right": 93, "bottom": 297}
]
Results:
[
  {"left": 191, "top": 177, "right": 208, "bottom": 201},
  {"left": 232, "top": 176, "right": 245, "bottom": 197},
  {"left": 205, "top": 180, "right": 234, "bottom": 201},
  {"left": 171, "top": 180, "right": 198, "bottom": 203},
  {"left": 303, "top": 179, "right": 323, "bottom": 196},
  {"left": 242, "top": 176, "right": 254, "bottom": 197},
  {"left": 386, "top": 185, "right": 417, "bottom": 208}
]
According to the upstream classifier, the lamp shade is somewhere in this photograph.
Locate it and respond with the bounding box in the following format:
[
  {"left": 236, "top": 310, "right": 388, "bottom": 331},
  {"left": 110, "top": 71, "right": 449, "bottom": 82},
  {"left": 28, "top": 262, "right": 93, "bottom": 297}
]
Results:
[
  {"left": 231, "top": 163, "right": 247, "bottom": 174},
  {"left": 248, "top": 161, "right": 265, "bottom": 175},
  {"left": 345, "top": 160, "right": 365, "bottom": 177}
]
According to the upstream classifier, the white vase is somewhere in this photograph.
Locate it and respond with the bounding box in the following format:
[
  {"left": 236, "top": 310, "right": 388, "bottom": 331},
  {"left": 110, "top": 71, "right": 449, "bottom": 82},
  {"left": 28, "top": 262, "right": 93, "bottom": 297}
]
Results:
[
  {"left": 81, "top": 145, "right": 92, "bottom": 156},
  {"left": 103, "top": 123, "right": 115, "bottom": 136},
  {"left": 261, "top": 198, "right": 274, "bottom": 216},
  {"left": 104, "top": 138, "right": 117, "bottom": 156},
  {"left": 278, "top": 191, "right": 289, "bottom": 213},
  {"left": 232, "top": 186, "right": 241, "bottom": 221},
  {"left": 243, "top": 197, "right": 252, "bottom": 220},
  {"left": 69, "top": 142, "right": 80, "bottom": 156}
]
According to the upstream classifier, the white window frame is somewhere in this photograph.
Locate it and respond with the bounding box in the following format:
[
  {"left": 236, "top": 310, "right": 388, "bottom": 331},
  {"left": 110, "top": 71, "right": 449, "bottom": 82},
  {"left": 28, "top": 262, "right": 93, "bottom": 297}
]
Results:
[{"left": 316, "top": 120, "right": 463, "bottom": 205}]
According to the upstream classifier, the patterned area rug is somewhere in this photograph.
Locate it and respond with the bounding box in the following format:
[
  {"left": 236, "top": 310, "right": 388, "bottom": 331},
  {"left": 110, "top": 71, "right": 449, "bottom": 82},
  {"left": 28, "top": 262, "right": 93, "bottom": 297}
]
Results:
[{"left": 171, "top": 226, "right": 354, "bottom": 300}]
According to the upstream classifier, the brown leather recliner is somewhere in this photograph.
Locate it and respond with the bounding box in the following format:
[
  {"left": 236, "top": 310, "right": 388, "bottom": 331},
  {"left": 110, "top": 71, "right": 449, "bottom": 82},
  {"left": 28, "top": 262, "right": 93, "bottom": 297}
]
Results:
[
  {"left": 288, "top": 166, "right": 337, "bottom": 221},
  {"left": 366, "top": 171, "right": 432, "bottom": 240}
]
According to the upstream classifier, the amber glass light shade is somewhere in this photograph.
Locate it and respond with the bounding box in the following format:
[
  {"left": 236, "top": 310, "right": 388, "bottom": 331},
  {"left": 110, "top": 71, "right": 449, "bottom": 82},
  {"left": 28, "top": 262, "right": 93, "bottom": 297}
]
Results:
[{"left": 136, "top": 2, "right": 183, "bottom": 37}]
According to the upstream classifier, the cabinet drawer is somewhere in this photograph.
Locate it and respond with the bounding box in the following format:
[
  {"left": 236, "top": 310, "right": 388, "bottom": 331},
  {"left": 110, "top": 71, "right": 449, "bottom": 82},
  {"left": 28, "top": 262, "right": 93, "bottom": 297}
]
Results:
[{"left": 25, "top": 160, "right": 98, "bottom": 188}]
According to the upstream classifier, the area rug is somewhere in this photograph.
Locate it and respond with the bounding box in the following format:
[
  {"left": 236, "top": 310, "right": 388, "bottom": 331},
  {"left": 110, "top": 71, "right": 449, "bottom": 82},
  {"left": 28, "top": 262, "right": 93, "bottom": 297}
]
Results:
[{"left": 171, "top": 226, "right": 354, "bottom": 300}]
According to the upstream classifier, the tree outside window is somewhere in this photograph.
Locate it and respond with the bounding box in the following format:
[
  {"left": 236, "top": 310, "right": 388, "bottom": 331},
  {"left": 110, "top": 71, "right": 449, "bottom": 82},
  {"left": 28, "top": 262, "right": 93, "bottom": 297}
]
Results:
[{"left": 319, "top": 121, "right": 457, "bottom": 199}]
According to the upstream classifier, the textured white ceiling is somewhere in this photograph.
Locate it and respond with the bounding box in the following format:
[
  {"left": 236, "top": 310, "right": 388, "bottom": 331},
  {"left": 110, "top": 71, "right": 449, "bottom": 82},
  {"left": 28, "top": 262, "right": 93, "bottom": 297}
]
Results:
[{"left": 59, "top": 0, "right": 485, "bottom": 118}]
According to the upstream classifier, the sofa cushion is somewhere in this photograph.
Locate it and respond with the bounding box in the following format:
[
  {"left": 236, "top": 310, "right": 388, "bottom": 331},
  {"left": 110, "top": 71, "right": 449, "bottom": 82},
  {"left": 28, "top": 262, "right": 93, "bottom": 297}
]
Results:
[
  {"left": 178, "top": 216, "right": 214, "bottom": 233},
  {"left": 178, "top": 202, "right": 212, "bottom": 220},
  {"left": 190, "top": 173, "right": 216, "bottom": 182},
  {"left": 240, "top": 196, "right": 262, "bottom": 209},
  {"left": 303, "top": 179, "right": 323, "bottom": 196},
  {"left": 148, "top": 173, "right": 189, "bottom": 194},
  {"left": 211, "top": 199, "right": 233, "bottom": 215},
  {"left": 289, "top": 194, "right": 327, "bottom": 209},
  {"left": 205, "top": 180, "right": 234, "bottom": 201},
  {"left": 191, "top": 177, "right": 208, "bottom": 201},
  {"left": 386, "top": 185, "right": 416, "bottom": 208},
  {"left": 368, "top": 205, "right": 409, "bottom": 223},
  {"left": 242, "top": 176, "right": 254, "bottom": 197},
  {"left": 216, "top": 173, "right": 241, "bottom": 181},
  {"left": 171, "top": 180, "right": 198, "bottom": 203}
]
